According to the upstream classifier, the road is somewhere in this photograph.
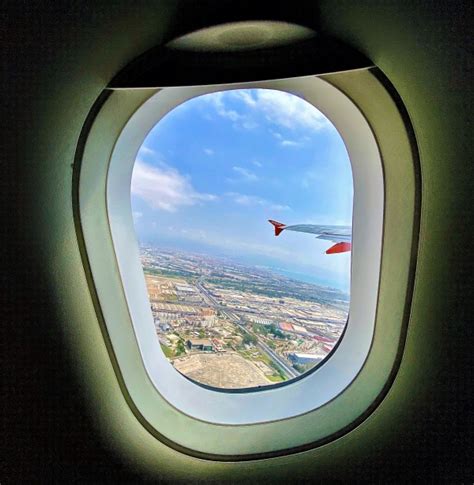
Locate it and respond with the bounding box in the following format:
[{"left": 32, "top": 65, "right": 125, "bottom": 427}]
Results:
[
  {"left": 196, "top": 279, "right": 299, "bottom": 379},
  {"left": 255, "top": 339, "right": 299, "bottom": 379}
]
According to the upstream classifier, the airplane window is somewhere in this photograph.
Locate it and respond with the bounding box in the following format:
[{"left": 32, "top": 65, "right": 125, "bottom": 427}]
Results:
[
  {"left": 80, "top": 70, "right": 393, "bottom": 442},
  {"left": 131, "top": 89, "right": 353, "bottom": 389}
]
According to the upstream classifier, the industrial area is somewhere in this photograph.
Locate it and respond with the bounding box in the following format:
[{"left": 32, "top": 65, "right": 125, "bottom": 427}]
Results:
[{"left": 142, "top": 245, "right": 349, "bottom": 388}]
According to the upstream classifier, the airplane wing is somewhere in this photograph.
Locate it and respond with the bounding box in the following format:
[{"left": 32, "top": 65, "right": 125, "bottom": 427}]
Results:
[{"left": 268, "top": 219, "right": 352, "bottom": 254}]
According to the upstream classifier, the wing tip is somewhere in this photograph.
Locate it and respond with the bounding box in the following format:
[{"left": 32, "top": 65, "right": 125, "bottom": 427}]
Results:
[
  {"left": 326, "top": 242, "right": 352, "bottom": 254},
  {"left": 268, "top": 219, "right": 286, "bottom": 236}
]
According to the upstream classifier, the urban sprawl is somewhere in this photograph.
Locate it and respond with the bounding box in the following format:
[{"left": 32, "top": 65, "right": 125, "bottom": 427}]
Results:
[{"left": 142, "top": 246, "right": 349, "bottom": 389}]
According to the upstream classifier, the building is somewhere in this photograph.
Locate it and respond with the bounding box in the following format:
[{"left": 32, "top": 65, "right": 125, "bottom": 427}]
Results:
[
  {"left": 292, "top": 324, "right": 309, "bottom": 335},
  {"left": 246, "top": 315, "right": 274, "bottom": 326},
  {"left": 279, "top": 322, "right": 294, "bottom": 332},
  {"left": 199, "top": 308, "right": 217, "bottom": 327},
  {"left": 288, "top": 352, "right": 324, "bottom": 366},
  {"left": 312, "top": 334, "right": 336, "bottom": 344},
  {"left": 175, "top": 284, "right": 197, "bottom": 293},
  {"left": 186, "top": 338, "right": 214, "bottom": 352}
]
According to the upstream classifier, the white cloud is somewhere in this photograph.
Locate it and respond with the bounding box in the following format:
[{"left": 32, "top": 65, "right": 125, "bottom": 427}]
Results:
[
  {"left": 232, "top": 166, "right": 258, "bottom": 182},
  {"left": 138, "top": 146, "right": 156, "bottom": 156},
  {"left": 204, "top": 148, "right": 214, "bottom": 156},
  {"left": 202, "top": 91, "right": 259, "bottom": 131},
  {"left": 222, "top": 109, "right": 240, "bottom": 121},
  {"left": 226, "top": 192, "right": 290, "bottom": 211},
  {"left": 231, "top": 90, "right": 257, "bottom": 107},
  {"left": 280, "top": 139, "right": 302, "bottom": 147},
  {"left": 252, "top": 160, "right": 263, "bottom": 168},
  {"left": 240, "top": 120, "right": 258, "bottom": 131},
  {"left": 205, "top": 89, "right": 331, "bottom": 135},
  {"left": 132, "top": 211, "right": 143, "bottom": 219},
  {"left": 131, "top": 160, "right": 217, "bottom": 212},
  {"left": 239, "top": 89, "right": 330, "bottom": 132},
  {"left": 204, "top": 92, "right": 243, "bottom": 122},
  {"left": 202, "top": 89, "right": 330, "bottom": 134}
]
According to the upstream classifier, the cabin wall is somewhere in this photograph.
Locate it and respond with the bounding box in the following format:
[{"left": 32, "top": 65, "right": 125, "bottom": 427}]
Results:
[{"left": 2, "top": 1, "right": 472, "bottom": 482}]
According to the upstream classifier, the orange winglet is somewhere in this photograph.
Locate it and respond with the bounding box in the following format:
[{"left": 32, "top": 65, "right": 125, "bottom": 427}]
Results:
[
  {"left": 326, "top": 242, "right": 352, "bottom": 254},
  {"left": 268, "top": 219, "right": 286, "bottom": 236}
]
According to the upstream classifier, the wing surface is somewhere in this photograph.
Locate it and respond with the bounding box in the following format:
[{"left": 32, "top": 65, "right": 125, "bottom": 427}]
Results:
[
  {"left": 268, "top": 220, "right": 352, "bottom": 254},
  {"left": 268, "top": 220, "right": 351, "bottom": 243},
  {"left": 283, "top": 224, "right": 351, "bottom": 243}
]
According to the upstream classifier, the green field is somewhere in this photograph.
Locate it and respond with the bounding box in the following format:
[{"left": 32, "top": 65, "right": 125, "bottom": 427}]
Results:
[
  {"left": 160, "top": 343, "right": 174, "bottom": 358},
  {"left": 265, "top": 374, "right": 286, "bottom": 383}
]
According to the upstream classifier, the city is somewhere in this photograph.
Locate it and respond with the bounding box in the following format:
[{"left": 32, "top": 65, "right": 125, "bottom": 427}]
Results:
[{"left": 142, "top": 245, "right": 349, "bottom": 389}]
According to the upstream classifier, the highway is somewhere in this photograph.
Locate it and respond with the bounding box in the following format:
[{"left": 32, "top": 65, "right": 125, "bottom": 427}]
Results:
[
  {"left": 256, "top": 339, "right": 299, "bottom": 379},
  {"left": 196, "top": 279, "right": 299, "bottom": 380}
]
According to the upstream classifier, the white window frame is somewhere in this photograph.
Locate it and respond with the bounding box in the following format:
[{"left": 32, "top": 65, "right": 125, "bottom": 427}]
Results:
[{"left": 77, "top": 70, "right": 417, "bottom": 458}]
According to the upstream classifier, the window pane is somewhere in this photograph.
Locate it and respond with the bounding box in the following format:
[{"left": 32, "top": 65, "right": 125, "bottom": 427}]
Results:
[{"left": 131, "top": 89, "right": 352, "bottom": 389}]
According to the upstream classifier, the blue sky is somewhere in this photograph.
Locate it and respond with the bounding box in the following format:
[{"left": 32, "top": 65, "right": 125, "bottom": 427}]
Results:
[{"left": 131, "top": 88, "right": 353, "bottom": 291}]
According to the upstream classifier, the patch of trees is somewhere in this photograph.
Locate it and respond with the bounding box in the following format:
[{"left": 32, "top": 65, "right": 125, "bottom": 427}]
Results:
[
  {"left": 242, "top": 333, "right": 257, "bottom": 346},
  {"left": 252, "top": 323, "right": 289, "bottom": 339},
  {"left": 175, "top": 340, "right": 186, "bottom": 356}
]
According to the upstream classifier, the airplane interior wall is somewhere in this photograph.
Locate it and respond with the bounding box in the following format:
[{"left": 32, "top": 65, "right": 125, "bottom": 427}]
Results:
[{"left": 1, "top": 1, "right": 472, "bottom": 482}]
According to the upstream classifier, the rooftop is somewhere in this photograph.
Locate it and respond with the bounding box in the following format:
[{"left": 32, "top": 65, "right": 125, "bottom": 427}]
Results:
[{"left": 187, "top": 338, "right": 214, "bottom": 346}]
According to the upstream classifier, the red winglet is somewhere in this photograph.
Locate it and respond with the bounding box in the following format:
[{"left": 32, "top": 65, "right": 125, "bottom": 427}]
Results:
[
  {"left": 268, "top": 219, "right": 286, "bottom": 236},
  {"left": 326, "top": 242, "right": 352, "bottom": 254}
]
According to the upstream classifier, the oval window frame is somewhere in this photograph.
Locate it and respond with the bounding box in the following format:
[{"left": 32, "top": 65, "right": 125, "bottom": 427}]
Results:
[{"left": 75, "top": 69, "right": 419, "bottom": 458}]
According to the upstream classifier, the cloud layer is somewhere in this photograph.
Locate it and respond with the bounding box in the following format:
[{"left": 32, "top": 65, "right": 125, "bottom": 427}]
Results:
[
  {"left": 131, "top": 160, "right": 216, "bottom": 212},
  {"left": 202, "top": 89, "right": 331, "bottom": 135},
  {"left": 231, "top": 89, "right": 330, "bottom": 132},
  {"left": 232, "top": 166, "right": 258, "bottom": 182}
]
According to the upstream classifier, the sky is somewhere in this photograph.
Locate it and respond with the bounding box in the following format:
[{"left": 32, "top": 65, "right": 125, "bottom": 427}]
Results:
[{"left": 131, "top": 88, "right": 353, "bottom": 292}]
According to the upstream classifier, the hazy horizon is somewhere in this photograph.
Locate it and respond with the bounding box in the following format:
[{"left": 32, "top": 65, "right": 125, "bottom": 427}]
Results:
[{"left": 140, "top": 239, "right": 350, "bottom": 295}]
